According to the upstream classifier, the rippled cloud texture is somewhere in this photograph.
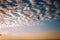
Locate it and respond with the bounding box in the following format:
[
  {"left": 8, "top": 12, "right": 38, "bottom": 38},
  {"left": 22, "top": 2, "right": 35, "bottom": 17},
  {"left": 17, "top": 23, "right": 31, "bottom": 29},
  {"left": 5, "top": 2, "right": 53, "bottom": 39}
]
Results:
[{"left": 0, "top": 0, "right": 60, "bottom": 39}]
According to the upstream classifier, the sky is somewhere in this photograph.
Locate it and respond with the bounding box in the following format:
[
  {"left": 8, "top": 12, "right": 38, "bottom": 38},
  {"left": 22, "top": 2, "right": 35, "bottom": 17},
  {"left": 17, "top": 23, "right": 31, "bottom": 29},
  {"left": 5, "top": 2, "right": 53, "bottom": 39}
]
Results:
[{"left": 0, "top": 0, "right": 60, "bottom": 39}]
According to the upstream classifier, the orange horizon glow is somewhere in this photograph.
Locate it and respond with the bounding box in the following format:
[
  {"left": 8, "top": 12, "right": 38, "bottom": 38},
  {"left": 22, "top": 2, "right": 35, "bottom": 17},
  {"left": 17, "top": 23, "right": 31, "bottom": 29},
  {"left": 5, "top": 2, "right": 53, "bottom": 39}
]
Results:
[{"left": 0, "top": 32, "right": 60, "bottom": 39}]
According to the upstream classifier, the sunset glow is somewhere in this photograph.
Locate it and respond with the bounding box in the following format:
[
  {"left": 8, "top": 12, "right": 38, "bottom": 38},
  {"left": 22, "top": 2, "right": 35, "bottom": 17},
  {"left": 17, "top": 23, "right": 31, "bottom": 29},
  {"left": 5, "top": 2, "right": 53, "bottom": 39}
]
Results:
[{"left": 0, "top": 0, "right": 60, "bottom": 40}]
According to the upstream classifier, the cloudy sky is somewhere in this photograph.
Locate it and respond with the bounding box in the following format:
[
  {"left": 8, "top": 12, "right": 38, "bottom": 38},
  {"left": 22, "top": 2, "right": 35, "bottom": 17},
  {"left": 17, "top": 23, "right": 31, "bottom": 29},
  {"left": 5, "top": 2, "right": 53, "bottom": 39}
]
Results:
[{"left": 0, "top": 0, "right": 60, "bottom": 39}]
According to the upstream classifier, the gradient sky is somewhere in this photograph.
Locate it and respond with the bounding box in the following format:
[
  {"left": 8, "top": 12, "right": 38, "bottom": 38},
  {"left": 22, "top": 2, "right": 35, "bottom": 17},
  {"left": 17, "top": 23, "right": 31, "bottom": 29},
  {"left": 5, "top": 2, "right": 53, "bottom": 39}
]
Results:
[{"left": 0, "top": 0, "right": 60, "bottom": 39}]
